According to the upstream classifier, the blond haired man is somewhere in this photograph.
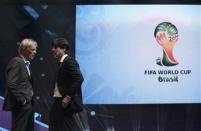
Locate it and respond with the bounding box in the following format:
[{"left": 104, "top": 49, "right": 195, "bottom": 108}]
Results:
[{"left": 3, "top": 38, "right": 37, "bottom": 131}]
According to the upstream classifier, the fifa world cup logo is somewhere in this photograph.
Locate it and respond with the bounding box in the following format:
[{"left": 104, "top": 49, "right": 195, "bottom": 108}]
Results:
[{"left": 154, "top": 22, "right": 179, "bottom": 66}]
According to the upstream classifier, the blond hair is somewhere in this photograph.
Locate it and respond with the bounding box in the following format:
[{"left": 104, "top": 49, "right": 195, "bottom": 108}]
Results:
[{"left": 18, "top": 38, "right": 37, "bottom": 54}]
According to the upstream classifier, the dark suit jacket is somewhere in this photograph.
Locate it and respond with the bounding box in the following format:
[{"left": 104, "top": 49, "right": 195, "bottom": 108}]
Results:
[
  {"left": 3, "top": 56, "right": 33, "bottom": 111},
  {"left": 57, "top": 55, "right": 84, "bottom": 99}
]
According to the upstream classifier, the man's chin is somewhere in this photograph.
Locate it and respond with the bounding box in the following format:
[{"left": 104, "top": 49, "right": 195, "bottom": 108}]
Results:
[
  {"left": 30, "top": 56, "right": 35, "bottom": 60},
  {"left": 54, "top": 55, "right": 59, "bottom": 59}
]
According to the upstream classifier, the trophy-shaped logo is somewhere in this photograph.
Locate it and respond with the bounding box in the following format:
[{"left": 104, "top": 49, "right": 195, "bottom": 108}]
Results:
[{"left": 154, "top": 22, "right": 179, "bottom": 66}]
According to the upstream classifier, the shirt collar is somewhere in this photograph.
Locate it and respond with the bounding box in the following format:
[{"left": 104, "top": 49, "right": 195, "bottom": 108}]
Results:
[
  {"left": 20, "top": 55, "right": 30, "bottom": 65},
  {"left": 60, "top": 54, "right": 68, "bottom": 63}
]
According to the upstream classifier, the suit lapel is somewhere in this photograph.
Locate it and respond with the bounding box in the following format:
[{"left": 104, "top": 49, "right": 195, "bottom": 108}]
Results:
[{"left": 18, "top": 56, "right": 31, "bottom": 79}]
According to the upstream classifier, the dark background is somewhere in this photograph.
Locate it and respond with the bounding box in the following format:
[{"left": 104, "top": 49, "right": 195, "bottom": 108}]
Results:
[{"left": 0, "top": 0, "right": 200, "bottom": 131}]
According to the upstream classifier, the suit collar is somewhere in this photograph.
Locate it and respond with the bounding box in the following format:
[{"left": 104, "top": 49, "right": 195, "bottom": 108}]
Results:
[
  {"left": 18, "top": 55, "right": 30, "bottom": 64},
  {"left": 18, "top": 56, "right": 32, "bottom": 78}
]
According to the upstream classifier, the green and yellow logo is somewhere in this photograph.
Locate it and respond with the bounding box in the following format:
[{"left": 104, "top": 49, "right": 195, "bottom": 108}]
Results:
[{"left": 154, "top": 22, "right": 179, "bottom": 66}]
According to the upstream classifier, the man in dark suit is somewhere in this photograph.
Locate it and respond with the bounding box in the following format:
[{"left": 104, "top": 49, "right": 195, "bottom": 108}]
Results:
[
  {"left": 49, "top": 38, "right": 84, "bottom": 131},
  {"left": 3, "top": 38, "right": 37, "bottom": 131}
]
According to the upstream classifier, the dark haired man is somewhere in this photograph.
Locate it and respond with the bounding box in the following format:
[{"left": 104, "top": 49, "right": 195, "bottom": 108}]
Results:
[{"left": 49, "top": 38, "right": 84, "bottom": 131}]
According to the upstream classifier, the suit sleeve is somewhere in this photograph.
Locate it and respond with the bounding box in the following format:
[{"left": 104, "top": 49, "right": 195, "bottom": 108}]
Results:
[
  {"left": 63, "top": 58, "right": 84, "bottom": 97},
  {"left": 6, "top": 60, "right": 26, "bottom": 105}
]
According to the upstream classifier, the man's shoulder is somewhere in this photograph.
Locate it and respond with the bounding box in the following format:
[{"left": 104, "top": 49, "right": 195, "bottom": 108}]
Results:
[
  {"left": 63, "top": 56, "right": 78, "bottom": 64},
  {"left": 7, "top": 56, "right": 24, "bottom": 66},
  {"left": 10, "top": 56, "right": 23, "bottom": 62}
]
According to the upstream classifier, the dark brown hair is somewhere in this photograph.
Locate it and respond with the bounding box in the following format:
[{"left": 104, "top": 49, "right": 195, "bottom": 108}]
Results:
[{"left": 52, "top": 38, "right": 70, "bottom": 51}]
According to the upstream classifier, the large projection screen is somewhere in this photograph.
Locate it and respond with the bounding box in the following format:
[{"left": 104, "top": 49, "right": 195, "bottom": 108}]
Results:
[{"left": 76, "top": 5, "right": 201, "bottom": 104}]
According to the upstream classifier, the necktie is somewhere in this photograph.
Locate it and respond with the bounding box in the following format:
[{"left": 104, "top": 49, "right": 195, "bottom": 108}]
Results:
[
  {"left": 58, "top": 62, "right": 62, "bottom": 67},
  {"left": 25, "top": 61, "right": 31, "bottom": 76}
]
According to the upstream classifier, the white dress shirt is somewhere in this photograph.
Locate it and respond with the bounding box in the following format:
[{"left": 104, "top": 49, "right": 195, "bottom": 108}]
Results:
[{"left": 53, "top": 54, "right": 68, "bottom": 98}]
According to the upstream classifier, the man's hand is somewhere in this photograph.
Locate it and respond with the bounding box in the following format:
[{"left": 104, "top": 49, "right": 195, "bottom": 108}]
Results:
[{"left": 61, "top": 96, "right": 71, "bottom": 108}]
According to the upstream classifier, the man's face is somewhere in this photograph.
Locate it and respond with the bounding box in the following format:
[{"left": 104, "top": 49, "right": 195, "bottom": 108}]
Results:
[
  {"left": 51, "top": 47, "right": 65, "bottom": 59},
  {"left": 24, "top": 45, "right": 37, "bottom": 60}
]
